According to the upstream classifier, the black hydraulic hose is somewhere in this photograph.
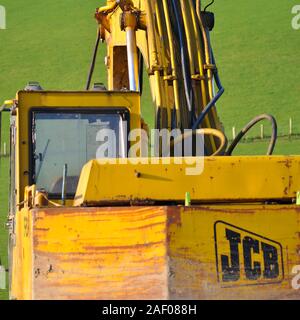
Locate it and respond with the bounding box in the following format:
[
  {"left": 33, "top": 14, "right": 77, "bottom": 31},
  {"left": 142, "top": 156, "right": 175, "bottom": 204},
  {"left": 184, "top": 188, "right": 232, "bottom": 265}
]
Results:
[
  {"left": 192, "top": 84, "right": 224, "bottom": 130},
  {"left": 226, "top": 114, "right": 278, "bottom": 156},
  {"left": 139, "top": 51, "right": 144, "bottom": 96},
  {"left": 204, "top": 0, "right": 215, "bottom": 12},
  {"left": 170, "top": 0, "right": 194, "bottom": 125},
  {"left": 192, "top": 37, "right": 224, "bottom": 130},
  {"left": 85, "top": 30, "right": 101, "bottom": 91}
]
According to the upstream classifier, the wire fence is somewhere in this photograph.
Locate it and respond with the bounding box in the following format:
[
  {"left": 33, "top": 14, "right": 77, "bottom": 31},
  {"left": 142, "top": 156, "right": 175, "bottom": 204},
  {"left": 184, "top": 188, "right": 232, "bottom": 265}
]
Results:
[
  {"left": 1, "top": 135, "right": 300, "bottom": 158},
  {"left": 228, "top": 133, "right": 300, "bottom": 144},
  {"left": 229, "top": 118, "right": 296, "bottom": 143}
]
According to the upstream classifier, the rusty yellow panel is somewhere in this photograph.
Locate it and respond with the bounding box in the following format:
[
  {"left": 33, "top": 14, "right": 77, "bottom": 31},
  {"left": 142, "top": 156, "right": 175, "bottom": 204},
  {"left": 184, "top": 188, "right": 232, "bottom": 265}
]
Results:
[
  {"left": 168, "top": 205, "right": 300, "bottom": 300},
  {"left": 11, "top": 207, "right": 33, "bottom": 300},
  {"left": 15, "top": 90, "right": 141, "bottom": 204},
  {"left": 75, "top": 156, "right": 300, "bottom": 206},
  {"left": 30, "top": 207, "right": 168, "bottom": 300},
  {"left": 12, "top": 205, "right": 300, "bottom": 300}
]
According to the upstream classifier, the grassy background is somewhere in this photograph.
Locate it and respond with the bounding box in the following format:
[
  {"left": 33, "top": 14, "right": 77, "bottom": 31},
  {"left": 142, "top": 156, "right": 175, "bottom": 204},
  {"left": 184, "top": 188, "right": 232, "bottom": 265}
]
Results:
[
  {"left": 212, "top": 0, "right": 300, "bottom": 139},
  {"left": 0, "top": 0, "right": 300, "bottom": 299}
]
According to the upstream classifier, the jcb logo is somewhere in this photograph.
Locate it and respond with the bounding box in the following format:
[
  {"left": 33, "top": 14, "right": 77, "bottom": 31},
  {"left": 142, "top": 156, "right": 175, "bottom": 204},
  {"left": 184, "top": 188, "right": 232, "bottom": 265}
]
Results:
[{"left": 214, "top": 222, "right": 284, "bottom": 286}]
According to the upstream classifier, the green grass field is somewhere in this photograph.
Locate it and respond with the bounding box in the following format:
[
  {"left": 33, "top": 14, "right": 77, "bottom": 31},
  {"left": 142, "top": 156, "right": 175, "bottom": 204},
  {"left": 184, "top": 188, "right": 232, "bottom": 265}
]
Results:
[
  {"left": 0, "top": 0, "right": 300, "bottom": 299},
  {"left": 212, "top": 0, "right": 300, "bottom": 138}
]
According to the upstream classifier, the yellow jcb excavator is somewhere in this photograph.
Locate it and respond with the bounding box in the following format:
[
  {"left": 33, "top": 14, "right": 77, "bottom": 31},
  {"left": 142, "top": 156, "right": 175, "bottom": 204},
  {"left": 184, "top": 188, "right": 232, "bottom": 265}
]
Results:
[{"left": 0, "top": 0, "right": 299, "bottom": 300}]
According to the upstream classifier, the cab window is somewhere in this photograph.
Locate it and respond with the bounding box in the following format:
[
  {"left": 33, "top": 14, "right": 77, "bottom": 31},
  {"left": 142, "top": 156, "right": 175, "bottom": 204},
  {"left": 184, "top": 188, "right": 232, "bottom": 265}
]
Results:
[{"left": 31, "top": 109, "right": 128, "bottom": 196}]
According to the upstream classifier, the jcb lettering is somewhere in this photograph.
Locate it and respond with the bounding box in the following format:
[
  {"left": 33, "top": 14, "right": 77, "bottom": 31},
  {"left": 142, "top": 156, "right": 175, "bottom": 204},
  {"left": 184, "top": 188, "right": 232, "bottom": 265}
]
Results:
[
  {"left": 243, "top": 236, "right": 261, "bottom": 280},
  {"left": 221, "top": 229, "right": 279, "bottom": 282},
  {"left": 221, "top": 229, "right": 240, "bottom": 282},
  {"left": 215, "top": 222, "right": 283, "bottom": 286}
]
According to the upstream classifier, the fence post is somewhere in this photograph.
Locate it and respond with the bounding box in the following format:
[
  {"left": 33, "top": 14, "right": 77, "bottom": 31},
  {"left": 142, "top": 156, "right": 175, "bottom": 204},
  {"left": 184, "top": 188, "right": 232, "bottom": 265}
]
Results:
[
  {"left": 0, "top": 5, "right": 6, "bottom": 30},
  {"left": 0, "top": 265, "right": 6, "bottom": 290},
  {"left": 289, "top": 118, "right": 293, "bottom": 137},
  {"left": 260, "top": 124, "right": 264, "bottom": 140},
  {"left": 232, "top": 127, "right": 236, "bottom": 140}
]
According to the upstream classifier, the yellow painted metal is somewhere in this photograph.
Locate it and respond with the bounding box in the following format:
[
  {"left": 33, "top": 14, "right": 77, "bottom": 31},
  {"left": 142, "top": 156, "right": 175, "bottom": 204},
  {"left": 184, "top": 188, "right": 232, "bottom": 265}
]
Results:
[
  {"left": 168, "top": 205, "right": 300, "bottom": 299},
  {"left": 11, "top": 205, "right": 300, "bottom": 300},
  {"left": 11, "top": 206, "right": 168, "bottom": 300},
  {"left": 74, "top": 156, "right": 300, "bottom": 206},
  {"left": 10, "top": 187, "right": 35, "bottom": 299},
  {"left": 3, "top": 100, "right": 14, "bottom": 106},
  {"left": 11, "top": 90, "right": 300, "bottom": 300},
  {"left": 14, "top": 90, "right": 141, "bottom": 204}
]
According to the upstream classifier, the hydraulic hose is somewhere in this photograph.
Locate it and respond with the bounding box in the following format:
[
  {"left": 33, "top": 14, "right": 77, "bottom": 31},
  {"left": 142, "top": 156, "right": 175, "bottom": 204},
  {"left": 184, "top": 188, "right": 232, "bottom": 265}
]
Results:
[
  {"left": 170, "top": 0, "right": 194, "bottom": 125},
  {"left": 145, "top": 0, "right": 166, "bottom": 129},
  {"left": 85, "top": 29, "right": 101, "bottom": 91},
  {"left": 226, "top": 114, "right": 278, "bottom": 156},
  {"left": 171, "top": 128, "right": 228, "bottom": 156},
  {"left": 154, "top": 0, "right": 172, "bottom": 128},
  {"left": 162, "top": 0, "right": 182, "bottom": 128},
  {"left": 138, "top": 51, "right": 144, "bottom": 96},
  {"left": 192, "top": 44, "right": 224, "bottom": 130},
  {"left": 192, "top": 86, "right": 224, "bottom": 130}
]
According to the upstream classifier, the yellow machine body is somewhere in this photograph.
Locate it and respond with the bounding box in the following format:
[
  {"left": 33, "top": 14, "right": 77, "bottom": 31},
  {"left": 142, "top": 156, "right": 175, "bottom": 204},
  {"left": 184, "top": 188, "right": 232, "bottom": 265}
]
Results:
[
  {"left": 8, "top": 91, "right": 300, "bottom": 300},
  {"left": 5, "top": 0, "right": 300, "bottom": 300}
]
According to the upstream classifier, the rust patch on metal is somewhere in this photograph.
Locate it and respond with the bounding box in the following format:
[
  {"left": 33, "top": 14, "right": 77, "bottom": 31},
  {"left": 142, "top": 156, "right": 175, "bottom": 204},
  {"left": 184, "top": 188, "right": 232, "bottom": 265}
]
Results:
[
  {"left": 124, "top": 221, "right": 165, "bottom": 231},
  {"left": 289, "top": 176, "right": 293, "bottom": 192},
  {"left": 184, "top": 206, "right": 255, "bottom": 214},
  {"left": 278, "top": 159, "right": 293, "bottom": 169},
  {"left": 83, "top": 241, "right": 164, "bottom": 252},
  {"left": 166, "top": 207, "right": 181, "bottom": 227},
  {"left": 35, "top": 228, "right": 50, "bottom": 232}
]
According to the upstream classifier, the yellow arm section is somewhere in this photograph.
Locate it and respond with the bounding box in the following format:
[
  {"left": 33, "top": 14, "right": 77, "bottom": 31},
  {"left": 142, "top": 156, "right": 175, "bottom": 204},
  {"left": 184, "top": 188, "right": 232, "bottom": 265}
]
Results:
[{"left": 96, "top": 0, "right": 224, "bottom": 155}]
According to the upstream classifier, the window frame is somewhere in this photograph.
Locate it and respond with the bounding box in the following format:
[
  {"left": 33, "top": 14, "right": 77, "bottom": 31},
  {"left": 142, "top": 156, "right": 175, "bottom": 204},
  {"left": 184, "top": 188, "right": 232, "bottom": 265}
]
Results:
[{"left": 29, "top": 107, "right": 130, "bottom": 199}]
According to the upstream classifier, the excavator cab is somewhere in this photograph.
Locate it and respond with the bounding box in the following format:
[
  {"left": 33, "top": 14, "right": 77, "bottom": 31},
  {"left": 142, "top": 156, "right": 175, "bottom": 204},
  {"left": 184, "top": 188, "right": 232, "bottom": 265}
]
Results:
[{"left": 9, "top": 90, "right": 140, "bottom": 207}]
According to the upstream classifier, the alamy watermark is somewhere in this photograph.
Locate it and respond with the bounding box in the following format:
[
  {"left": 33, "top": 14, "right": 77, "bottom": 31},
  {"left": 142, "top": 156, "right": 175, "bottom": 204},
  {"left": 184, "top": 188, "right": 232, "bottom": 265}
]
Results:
[
  {"left": 292, "top": 265, "right": 300, "bottom": 290},
  {"left": 292, "top": 5, "right": 300, "bottom": 30},
  {"left": 0, "top": 5, "right": 5, "bottom": 30},
  {"left": 95, "top": 127, "right": 205, "bottom": 176}
]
